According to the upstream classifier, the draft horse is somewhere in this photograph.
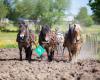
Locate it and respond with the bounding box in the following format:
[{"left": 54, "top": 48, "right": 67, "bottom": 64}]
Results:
[
  {"left": 39, "top": 25, "right": 58, "bottom": 61},
  {"left": 63, "top": 24, "right": 83, "bottom": 61},
  {"left": 16, "top": 22, "right": 35, "bottom": 62}
]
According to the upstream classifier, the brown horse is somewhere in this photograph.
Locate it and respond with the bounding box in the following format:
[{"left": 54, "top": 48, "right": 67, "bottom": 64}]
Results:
[
  {"left": 16, "top": 22, "right": 36, "bottom": 62},
  {"left": 63, "top": 24, "right": 83, "bottom": 61},
  {"left": 39, "top": 25, "right": 58, "bottom": 61}
]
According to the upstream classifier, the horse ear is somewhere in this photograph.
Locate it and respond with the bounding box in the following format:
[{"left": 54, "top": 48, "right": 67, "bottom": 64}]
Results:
[
  {"left": 74, "top": 24, "right": 76, "bottom": 29},
  {"left": 69, "top": 24, "right": 71, "bottom": 29}
]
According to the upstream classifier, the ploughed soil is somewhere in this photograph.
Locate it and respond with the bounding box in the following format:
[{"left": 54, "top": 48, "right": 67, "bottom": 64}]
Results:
[{"left": 0, "top": 48, "right": 100, "bottom": 80}]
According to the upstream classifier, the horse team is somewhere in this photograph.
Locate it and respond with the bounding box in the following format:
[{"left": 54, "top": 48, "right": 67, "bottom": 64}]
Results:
[{"left": 16, "top": 21, "right": 83, "bottom": 63}]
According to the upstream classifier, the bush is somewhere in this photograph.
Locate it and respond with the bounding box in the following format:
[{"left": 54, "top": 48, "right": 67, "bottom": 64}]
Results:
[
  {"left": 84, "top": 16, "right": 94, "bottom": 27},
  {"left": 76, "top": 7, "right": 94, "bottom": 27},
  {"left": 0, "top": 21, "right": 18, "bottom": 32}
]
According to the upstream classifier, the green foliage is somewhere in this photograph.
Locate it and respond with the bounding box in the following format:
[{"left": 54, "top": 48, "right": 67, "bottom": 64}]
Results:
[
  {"left": 0, "top": 0, "right": 9, "bottom": 19},
  {"left": 84, "top": 16, "right": 94, "bottom": 27},
  {"left": 1, "top": 0, "right": 70, "bottom": 33},
  {"left": 15, "top": 0, "right": 35, "bottom": 18},
  {"left": 7, "top": 0, "right": 36, "bottom": 20},
  {"left": 32, "top": 0, "right": 70, "bottom": 26},
  {"left": 76, "top": 7, "right": 94, "bottom": 27},
  {"left": 89, "top": 0, "right": 100, "bottom": 24},
  {"left": 6, "top": 0, "right": 70, "bottom": 26},
  {"left": 76, "top": 7, "right": 88, "bottom": 20}
]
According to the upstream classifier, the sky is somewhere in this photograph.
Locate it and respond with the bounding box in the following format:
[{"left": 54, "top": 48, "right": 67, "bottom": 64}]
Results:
[{"left": 69, "top": 0, "right": 93, "bottom": 15}]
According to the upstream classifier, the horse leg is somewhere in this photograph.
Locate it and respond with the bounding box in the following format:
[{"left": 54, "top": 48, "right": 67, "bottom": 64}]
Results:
[
  {"left": 57, "top": 43, "right": 62, "bottom": 55},
  {"left": 45, "top": 47, "right": 52, "bottom": 62},
  {"left": 71, "top": 50, "right": 77, "bottom": 62},
  {"left": 68, "top": 49, "right": 72, "bottom": 61},
  {"left": 49, "top": 50, "right": 54, "bottom": 61},
  {"left": 25, "top": 47, "right": 28, "bottom": 60},
  {"left": 69, "top": 52, "right": 72, "bottom": 61},
  {"left": 62, "top": 47, "right": 65, "bottom": 60},
  {"left": 19, "top": 47, "right": 22, "bottom": 61},
  {"left": 60, "top": 43, "right": 63, "bottom": 55},
  {"left": 56, "top": 43, "right": 59, "bottom": 55},
  {"left": 74, "top": 49, "right": 81, "bottom": 62},
  {"left": 27, "top": 46, "right": 32, "bottom": 63}
]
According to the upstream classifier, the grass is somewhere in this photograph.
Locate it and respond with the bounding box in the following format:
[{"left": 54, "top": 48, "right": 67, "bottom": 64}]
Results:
[
  {"left": 5, "top": 26, "right": 18, "bottom": 32},
  {"left": 0, "top": 39, "right": 17, "bottom": 48},
  {"left": 82, "top": 25, "right": 100, "bottom": 34},
  {"left": 0, "top": 32, "right": 17, "bottom": 40},
  {"left": 0, "top": 31, "right": 18, "bottom": 48}
]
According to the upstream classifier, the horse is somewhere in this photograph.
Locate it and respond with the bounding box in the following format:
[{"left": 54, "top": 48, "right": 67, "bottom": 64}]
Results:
[
  {"left": 55, "top": 27, "right": 64, "bottom": 56},
  {"left": 16, "top": 22, "right": 36, "bottom": 62},
  {"left": 39, "top": 25, "right": 58, "bottom": 61},
  {"left": 63, "top": 24, "right": 83, "bottom": 61}
]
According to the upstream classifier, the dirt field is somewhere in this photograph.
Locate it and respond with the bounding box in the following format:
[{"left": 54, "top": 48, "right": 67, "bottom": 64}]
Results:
[{"left": 0, "top": 48, "right": 100, "bottom": 80}]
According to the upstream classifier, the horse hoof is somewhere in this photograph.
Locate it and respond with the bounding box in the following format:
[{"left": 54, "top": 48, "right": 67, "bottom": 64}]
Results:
[
  {"left": 20, "top": 59, "right": 22, "bottom": 61},
  {"left": 25, "top": 58, "right": 28, "bottom": 60},
  {"left": 48, "top": 60, "right": 52, "bottom": 62},
  {"left": 63, "top": 60, "right": 67, "bottom": 62},
  {"left": 48, "top": 59, "right": 52, "bottom": 62},
  {"left": 68, "top": 59, "right": 72, "bottom": 62},
  {"left": 67, "top": 60, "right": 70, "bottom": 63},
  {"left": 28, "top": 60, "right": 31, "bottom": 63}
]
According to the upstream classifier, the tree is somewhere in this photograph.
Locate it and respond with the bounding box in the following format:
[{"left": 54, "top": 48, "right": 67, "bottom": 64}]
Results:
[
  {"left": 76, "top": 7, "right": 88, "bottom": 20},
  {"left": 0, "top": 0, "right": 9, "bottom": 30},
  {"left": 3, "top": 0, "right": 70, "bottom": 32},
  {"left": 32, "top": 0, "right": 70, "bottom": 26},
  {"left": 76, "top": 7, "right": 94, "bottom": 27},
  {"left": 15, "top": 0, "right": 35, "bottom": 18},
  {"left": 6, "top": 0, "right": 36, "bottom": 20},
  {"left": 89, "top": 0, "right": 100, "bottom": 24},
  {"left": 5, "top": 0, "right": 70, "bottom": 25},
  {"left": 0, "top": 0, "right": 9, "bottom": 19}
]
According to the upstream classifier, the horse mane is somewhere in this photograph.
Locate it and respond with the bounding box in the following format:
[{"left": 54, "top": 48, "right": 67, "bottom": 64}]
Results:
[
  {"left": 67, "top": 24, "right": 74, "bottom": 43},
  {"left": 42, "top": 25, "right": 50, "bottom": 33}
]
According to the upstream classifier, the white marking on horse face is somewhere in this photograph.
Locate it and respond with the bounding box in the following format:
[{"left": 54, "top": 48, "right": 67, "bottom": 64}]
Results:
[
  {"left": 45, "top": 37, "right": 49, "bottom": 41},
  {"left": 45, "top": 33, "right": 50, "bottom": 41},
  {"left": 20, "top": 30, "right": 26, "bottom": 38},
  {"left": 20, "top": 34, "right": 24, "bottom": 38},
  {"left": 77, "top": 36, "right": 80, "bottom": 40}
]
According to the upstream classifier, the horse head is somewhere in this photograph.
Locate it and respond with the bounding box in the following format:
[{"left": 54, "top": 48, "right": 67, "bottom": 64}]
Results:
[
  {"left": 40, "top": 25, "right": 51, "bottom": 42},
  {"left": 19, "top": 22, "right": 29, "bottom": 42},
  {"left": 67, "top": 24, "right": 81, "bottom": 44},
  {"left": 73, "top": 24, "right": 81, "bottom": 43}
]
